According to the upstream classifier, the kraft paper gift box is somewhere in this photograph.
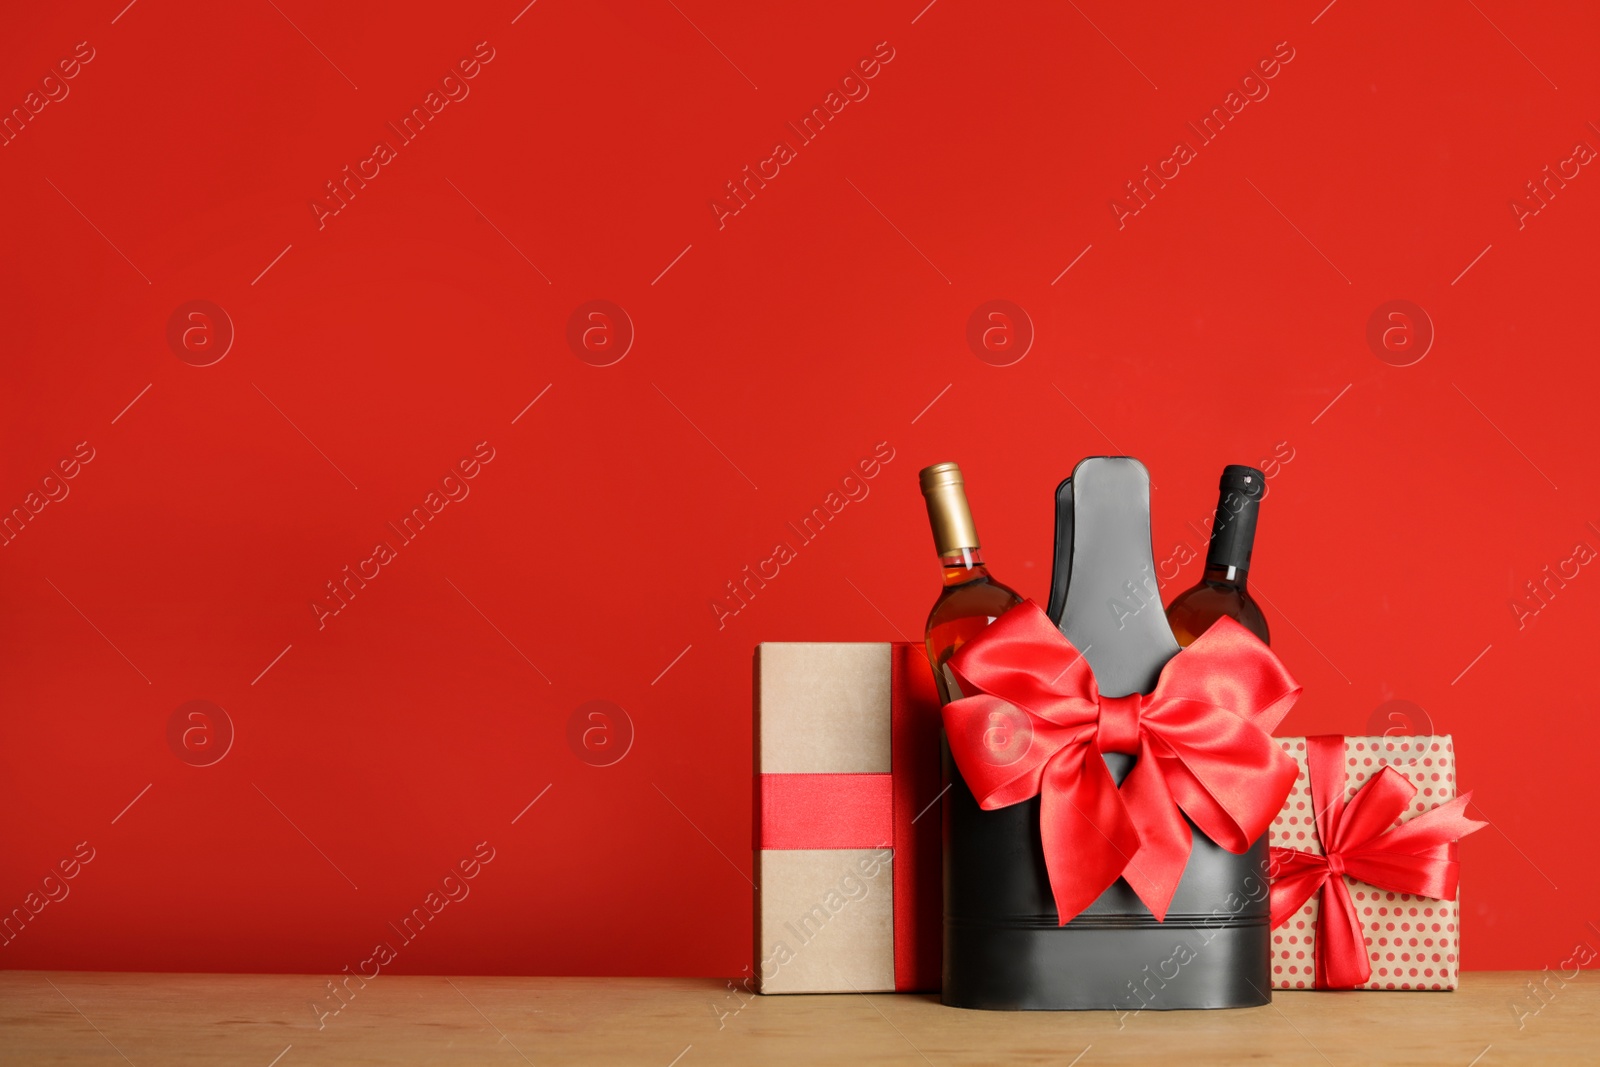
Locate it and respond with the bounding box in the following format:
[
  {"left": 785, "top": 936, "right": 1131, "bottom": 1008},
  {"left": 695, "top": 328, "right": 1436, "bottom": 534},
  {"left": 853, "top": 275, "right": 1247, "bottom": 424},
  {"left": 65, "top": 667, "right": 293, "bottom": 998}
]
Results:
[
  {"left": 752, "top": 642, "right": 941, "bottom": 994},
  {"left": 1268, "top": 734, "right": 1484, "bottom": 990}
]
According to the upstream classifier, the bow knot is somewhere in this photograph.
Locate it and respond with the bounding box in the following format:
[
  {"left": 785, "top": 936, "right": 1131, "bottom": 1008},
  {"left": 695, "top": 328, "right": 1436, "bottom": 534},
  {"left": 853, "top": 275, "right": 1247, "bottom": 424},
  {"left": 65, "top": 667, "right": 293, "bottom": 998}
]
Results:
[
  {"left": 1096, "top": 694, "right": 1143, "bottom": 754},
  {"left": 943, "top": 600, "right": 1302, "bottom": 925},
  {"left": 1268, "top": 735, "right": 1487, "bottom": 988}
]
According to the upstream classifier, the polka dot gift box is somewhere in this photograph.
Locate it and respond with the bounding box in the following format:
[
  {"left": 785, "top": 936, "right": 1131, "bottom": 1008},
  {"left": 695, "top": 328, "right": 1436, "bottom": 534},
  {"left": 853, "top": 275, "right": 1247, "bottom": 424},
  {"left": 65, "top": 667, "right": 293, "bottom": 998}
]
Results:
[{"left": 1267, "top": 735, "right": 1486, "bottom": 990}]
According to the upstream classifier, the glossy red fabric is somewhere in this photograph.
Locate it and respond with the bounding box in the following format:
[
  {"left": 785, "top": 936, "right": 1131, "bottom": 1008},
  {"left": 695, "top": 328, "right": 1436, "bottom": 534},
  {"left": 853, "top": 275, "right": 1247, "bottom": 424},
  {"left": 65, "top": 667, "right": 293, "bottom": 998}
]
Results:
[
  {"left": 1268, "top": 735, "right": 1487, "bottom": 988},
  {"left": 758, "top": 773, "right": 892, "bottom": 850},
  {"left": 942, "top": 600, "right": 1301, "bottom": 925}
]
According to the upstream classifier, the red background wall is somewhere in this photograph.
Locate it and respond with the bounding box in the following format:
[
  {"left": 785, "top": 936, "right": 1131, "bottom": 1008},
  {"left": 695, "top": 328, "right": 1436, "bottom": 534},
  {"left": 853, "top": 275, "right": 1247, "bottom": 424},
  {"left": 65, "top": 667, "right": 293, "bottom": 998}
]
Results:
[{"left": 2, "top": 0, "right": 1596, "bottom": 978}]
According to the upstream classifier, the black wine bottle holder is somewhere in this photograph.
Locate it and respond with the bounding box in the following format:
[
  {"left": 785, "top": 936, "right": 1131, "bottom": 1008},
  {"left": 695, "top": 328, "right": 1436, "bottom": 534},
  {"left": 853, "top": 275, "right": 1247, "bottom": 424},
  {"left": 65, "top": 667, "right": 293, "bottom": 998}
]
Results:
[{"left": 942, "top": 457, "right": 1273, "bottom": 1011}]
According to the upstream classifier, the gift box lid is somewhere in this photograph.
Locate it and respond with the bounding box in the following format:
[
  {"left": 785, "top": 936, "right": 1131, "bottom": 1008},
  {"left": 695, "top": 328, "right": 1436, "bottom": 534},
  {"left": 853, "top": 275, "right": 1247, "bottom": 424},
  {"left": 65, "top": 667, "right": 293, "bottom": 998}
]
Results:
[{"left": 755, "top": 643, "right": 891, "bottom": 774}]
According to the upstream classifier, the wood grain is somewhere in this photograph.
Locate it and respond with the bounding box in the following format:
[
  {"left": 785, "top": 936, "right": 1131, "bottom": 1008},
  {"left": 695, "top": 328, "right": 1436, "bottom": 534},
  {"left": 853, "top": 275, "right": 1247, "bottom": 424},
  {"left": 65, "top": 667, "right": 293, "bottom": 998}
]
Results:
[{"left": 0, "top": 970, "right": 1592, "bottom": 1065}]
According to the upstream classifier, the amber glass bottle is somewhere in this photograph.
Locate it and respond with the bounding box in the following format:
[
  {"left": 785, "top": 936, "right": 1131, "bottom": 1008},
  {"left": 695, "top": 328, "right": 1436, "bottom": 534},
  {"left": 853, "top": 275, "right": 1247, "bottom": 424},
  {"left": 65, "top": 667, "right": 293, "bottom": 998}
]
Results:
[
  {"left": 920, "top": 462, "right": 1024, "bottom": 702},
  {"left": 1164, "top": 464, "right": 1270, "bottom": 646}
]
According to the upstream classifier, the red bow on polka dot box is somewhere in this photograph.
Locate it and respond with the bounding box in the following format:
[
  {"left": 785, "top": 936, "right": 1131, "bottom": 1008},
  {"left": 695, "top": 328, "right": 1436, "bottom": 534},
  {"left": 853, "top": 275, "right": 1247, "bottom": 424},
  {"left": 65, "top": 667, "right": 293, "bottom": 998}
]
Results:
[{"left": 1266, "top": 734, "right": 1487, "bottom": 990}]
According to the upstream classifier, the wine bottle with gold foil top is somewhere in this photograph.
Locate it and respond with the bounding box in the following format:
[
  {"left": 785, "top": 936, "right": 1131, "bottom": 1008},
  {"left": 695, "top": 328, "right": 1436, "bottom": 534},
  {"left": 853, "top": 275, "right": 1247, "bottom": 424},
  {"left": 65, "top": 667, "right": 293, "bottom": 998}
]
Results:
[{"left": 920, "top": 462, "right": 1024, "bottom": 703}]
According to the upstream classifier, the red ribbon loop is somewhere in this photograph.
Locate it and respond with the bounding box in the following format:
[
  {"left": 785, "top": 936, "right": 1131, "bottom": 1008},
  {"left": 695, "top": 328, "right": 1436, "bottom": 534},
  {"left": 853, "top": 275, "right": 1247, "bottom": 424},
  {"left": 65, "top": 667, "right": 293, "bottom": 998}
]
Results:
[
  {"left": 1267, "top": 735, "right": 1488, "bottom": 989},
  {"left": 942, "top": 600, "right": 1302, "bottom": 925}
]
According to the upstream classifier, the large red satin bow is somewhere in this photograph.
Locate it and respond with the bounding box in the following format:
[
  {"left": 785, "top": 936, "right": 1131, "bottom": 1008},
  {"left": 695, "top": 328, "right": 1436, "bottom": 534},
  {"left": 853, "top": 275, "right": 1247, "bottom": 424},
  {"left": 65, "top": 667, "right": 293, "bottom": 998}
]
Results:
[
  {"left": 942, "top": 600, "right": 1301, "bottom": 925},
  {"left": 1268, "top": 735, "right": 1486, "bottom": 989}
]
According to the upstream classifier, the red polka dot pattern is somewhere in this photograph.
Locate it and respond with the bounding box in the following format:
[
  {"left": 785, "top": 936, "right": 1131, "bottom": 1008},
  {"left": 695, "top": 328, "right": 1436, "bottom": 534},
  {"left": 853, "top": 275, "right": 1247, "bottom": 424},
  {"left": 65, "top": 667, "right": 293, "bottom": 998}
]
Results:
[{"left": 1268, "top": 736, "right": 1462, "bottom": 991}]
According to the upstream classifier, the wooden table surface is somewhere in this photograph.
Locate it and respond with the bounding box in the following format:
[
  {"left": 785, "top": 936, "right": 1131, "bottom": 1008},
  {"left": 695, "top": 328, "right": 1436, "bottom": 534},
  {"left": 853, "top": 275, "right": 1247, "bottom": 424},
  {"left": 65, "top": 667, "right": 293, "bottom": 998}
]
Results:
[{"left": 1, "top": 971, "right": 1594, "bottom": 1066}]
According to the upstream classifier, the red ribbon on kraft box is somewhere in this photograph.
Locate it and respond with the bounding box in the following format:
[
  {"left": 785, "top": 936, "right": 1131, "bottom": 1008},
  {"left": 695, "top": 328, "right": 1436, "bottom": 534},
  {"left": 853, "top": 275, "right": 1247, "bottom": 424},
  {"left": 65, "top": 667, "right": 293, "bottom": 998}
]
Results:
[
  {"left": 756, "top": 644, "right": 942, "bottom": 993},
  {"left": 1268, "top": 734, "right": 1486, "bottom": 989}
]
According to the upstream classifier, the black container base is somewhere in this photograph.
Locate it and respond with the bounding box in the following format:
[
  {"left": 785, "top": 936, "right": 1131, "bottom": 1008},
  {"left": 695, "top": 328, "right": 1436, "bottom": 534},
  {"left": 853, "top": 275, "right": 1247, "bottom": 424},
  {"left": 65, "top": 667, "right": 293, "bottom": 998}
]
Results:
[{"left": 942, "top": 919, "right": 1272, "bottom": 1012}]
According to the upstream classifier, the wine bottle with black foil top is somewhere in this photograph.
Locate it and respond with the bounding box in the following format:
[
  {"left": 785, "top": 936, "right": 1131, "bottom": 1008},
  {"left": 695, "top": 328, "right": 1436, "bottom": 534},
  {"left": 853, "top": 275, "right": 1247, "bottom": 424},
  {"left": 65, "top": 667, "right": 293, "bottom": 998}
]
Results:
[
  {"left": 919, "top": 462, "right": 1024, "bottom": 701},
  {"left": 1165, "top": 465, "right": 1269, "bottom": 647}
]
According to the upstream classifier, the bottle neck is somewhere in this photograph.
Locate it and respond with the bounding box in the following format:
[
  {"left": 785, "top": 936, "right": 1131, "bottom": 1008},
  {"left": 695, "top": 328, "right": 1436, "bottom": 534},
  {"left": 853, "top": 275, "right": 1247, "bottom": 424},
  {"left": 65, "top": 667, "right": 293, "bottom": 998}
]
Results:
[
  {"left": 939, "top": 547, "right": 991, "bottom": 586},
  {"left": 1201, "top": 562, "right": 1249, "bottom": 589},
  {"left": 921, "top": 464, "right": 987, "bottom": 577},
  {"left": 1205, "top": 483, "right": 1262, "bottom": 576}
]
